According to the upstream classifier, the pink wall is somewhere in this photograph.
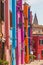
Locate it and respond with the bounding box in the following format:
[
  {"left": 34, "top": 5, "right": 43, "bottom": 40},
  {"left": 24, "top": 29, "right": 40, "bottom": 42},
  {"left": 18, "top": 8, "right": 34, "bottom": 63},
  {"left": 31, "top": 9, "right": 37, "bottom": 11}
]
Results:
[
  {"left": 17, "top": 12, "right": 21, "bottom": 65},
  {"left": 4, "top": 0, "right": 10, "bottom": 65},
  {"left": 2, "top": 22, "right": 5, "bottom": 39}
]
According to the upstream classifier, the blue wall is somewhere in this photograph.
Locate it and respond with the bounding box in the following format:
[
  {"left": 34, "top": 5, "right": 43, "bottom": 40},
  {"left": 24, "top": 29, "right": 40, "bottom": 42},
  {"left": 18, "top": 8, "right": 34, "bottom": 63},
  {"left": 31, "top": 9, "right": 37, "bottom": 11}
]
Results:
[
  {"left": 12, "top": 0, "right": 16, "bottom": 65},
  {"left": 28, "top": 8, "right": 30, "bottom": 54},
  {"left": 12, "top": 0, "right": 16, "bottom": 48}
]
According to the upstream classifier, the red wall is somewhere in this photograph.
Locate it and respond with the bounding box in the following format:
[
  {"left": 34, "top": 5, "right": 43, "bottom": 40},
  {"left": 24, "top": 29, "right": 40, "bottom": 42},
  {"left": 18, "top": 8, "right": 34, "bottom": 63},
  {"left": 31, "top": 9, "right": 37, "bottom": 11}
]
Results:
[{"left": 33, "top": 35, "right": 43, "bottom": 60}]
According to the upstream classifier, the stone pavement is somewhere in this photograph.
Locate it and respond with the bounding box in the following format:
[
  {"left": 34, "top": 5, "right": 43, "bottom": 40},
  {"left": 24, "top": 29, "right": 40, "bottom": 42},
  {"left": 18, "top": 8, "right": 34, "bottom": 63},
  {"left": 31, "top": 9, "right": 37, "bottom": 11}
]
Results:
[{"left": 24, "top": 60, "right": 43, "bottom": 65}]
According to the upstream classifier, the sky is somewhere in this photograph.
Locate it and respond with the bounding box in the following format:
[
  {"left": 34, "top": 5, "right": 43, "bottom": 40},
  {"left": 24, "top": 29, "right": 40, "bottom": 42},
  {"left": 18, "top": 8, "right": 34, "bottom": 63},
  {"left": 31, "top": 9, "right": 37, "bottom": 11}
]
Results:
[
  {"left": 23, "top": 0, "right": 43, "bottom": 25},
  {"left": 10, "top": 0, "right": 12, "bottom": 12},
  {"left": 10, "top": 0, "right": 43, "bottom": 25}
]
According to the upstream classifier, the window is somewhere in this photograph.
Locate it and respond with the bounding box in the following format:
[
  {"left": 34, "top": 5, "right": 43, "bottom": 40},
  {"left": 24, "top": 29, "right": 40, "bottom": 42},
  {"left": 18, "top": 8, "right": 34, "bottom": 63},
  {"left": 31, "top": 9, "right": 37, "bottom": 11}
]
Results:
[
  {"left": 42, "top": 29, "right": 43, "bottom": 32},
  {"left": 0, "top": 0, "right": 4, "bottom": 21},
  {"left": 28, "top": 22, "right": 30, "bottom": 25},
  {"left": 10, "top": 11, "right": 12, "bottom": 27},
  {"left": 25, "top": 46, "right": 27, "bottom": 55},
  {"left": 39, "top": 40, "right": 43, "bottom": 45},
  {"left": 18, "top": 18, "right": 22, "bottom": 28},
  {"left": 41, "top": 50, "right": 43, "bottom": 56},
  {"left": 1, "top": 42, "right": 5, "bottom": 59},
  {"left": 1, "top": 0, "right": 4, "bottom": 21},
  {"left": 0, "top": 42, "right": 5, "bottom": 59},
  {"left": 24, "top": 32, "right": 26, "bottom": 37},
  {"left": 24, "top": 27, "right": 26, "bottom": 37},
  {"left": 0, "top": 1, "right": 1, "bottom": 20},
  {"left": 38, "top": 30, "right": 40, "bottom": 33}
]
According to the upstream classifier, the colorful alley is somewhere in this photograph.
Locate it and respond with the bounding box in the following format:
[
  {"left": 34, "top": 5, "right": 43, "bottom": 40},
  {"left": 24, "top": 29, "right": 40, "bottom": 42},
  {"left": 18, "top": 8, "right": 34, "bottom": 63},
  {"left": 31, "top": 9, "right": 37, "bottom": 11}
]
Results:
[{"left": 0, "top": 0, "right": 43, "bottom": 65}]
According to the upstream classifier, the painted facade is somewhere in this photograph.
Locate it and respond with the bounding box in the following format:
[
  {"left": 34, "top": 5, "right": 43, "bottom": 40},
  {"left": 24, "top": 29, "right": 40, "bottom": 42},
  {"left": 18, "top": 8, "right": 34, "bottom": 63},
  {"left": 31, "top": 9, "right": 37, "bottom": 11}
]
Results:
[
  {"left": 28, "top": 11, "right": 32, "bottom": 54},
  {"left": 1, "top": 0, "right": 43, "bottom": 64},
  {"left": 4, "top": 0, "right": 10, "bottom": 65},
  {"left": 32, "top": 35, "right": 43, "bottom": 59},
  {"left": 32, "top": 13, "right": 43, "bottom": 60},
  {"left": 32, "top": 24, "right": 43, "bottom": 35},
  {"left": 0, "top": 0, "right": 5, "bottom": 60},
  {"left": 23, "top": 3, "right": 29, "bottom": 63},
  {"left": 12, "top": 0, "right": 16, "bottom": 65},
  {"left": 16, "top": 0, "right": 24, "bottom": 65}
]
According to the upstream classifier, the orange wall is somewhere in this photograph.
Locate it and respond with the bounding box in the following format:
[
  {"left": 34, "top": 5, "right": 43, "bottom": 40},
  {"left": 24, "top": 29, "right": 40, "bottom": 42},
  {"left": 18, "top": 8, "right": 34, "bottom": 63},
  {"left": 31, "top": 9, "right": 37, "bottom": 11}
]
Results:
[{"left": 23, "top": 3, "right": 29, "bottom": 63}]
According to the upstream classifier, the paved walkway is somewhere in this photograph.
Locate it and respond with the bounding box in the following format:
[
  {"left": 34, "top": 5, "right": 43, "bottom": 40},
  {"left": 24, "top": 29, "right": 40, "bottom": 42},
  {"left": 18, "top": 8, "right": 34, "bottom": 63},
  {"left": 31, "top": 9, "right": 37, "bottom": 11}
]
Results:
[{"left": 25, "top": 60, "right": 43, "bottom": 65}]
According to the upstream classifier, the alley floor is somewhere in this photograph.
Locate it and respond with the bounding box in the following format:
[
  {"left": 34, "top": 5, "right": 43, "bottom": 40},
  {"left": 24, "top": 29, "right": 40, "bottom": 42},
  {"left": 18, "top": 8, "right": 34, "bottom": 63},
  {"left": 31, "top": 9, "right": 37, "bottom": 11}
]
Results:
[{"left": 25, "top": 60, "right": 43, "bottom": 65}]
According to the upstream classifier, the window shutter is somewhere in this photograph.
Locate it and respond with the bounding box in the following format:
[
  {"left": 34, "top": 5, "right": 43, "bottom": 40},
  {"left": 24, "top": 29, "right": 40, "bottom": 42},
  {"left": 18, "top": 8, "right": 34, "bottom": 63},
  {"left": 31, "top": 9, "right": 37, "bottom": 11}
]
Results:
[
  {"left": 25, "top": 46, "right": 27, "bottom": 55},
  {"left": 24, "top": 27, "right": 26, "bottom": 37},
  {"left": 1, "top": 0, "right": 4, "bottom": 21},
  {"left": 0, "top": 0, "right": 1, "bottom": 20},
  {"left": 19, "top": 18, "right": 22, "bottom": 28}
]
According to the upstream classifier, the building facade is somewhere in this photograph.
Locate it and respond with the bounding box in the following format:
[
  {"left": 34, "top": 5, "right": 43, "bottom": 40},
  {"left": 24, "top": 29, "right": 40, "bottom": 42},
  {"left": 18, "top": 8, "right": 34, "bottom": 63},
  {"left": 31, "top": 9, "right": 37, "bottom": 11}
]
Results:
[
  {"left": 23, "top": 2, "right": 29, "bottom": 63},
  {"left": 16, "top": 0, "right": 24, "bottom": 65},
  {"left": 32, "top": 35, "right": 43, "bottom": 59},
  {"left": 32, "top": 14, "right": 43, "bottom": 60}
]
